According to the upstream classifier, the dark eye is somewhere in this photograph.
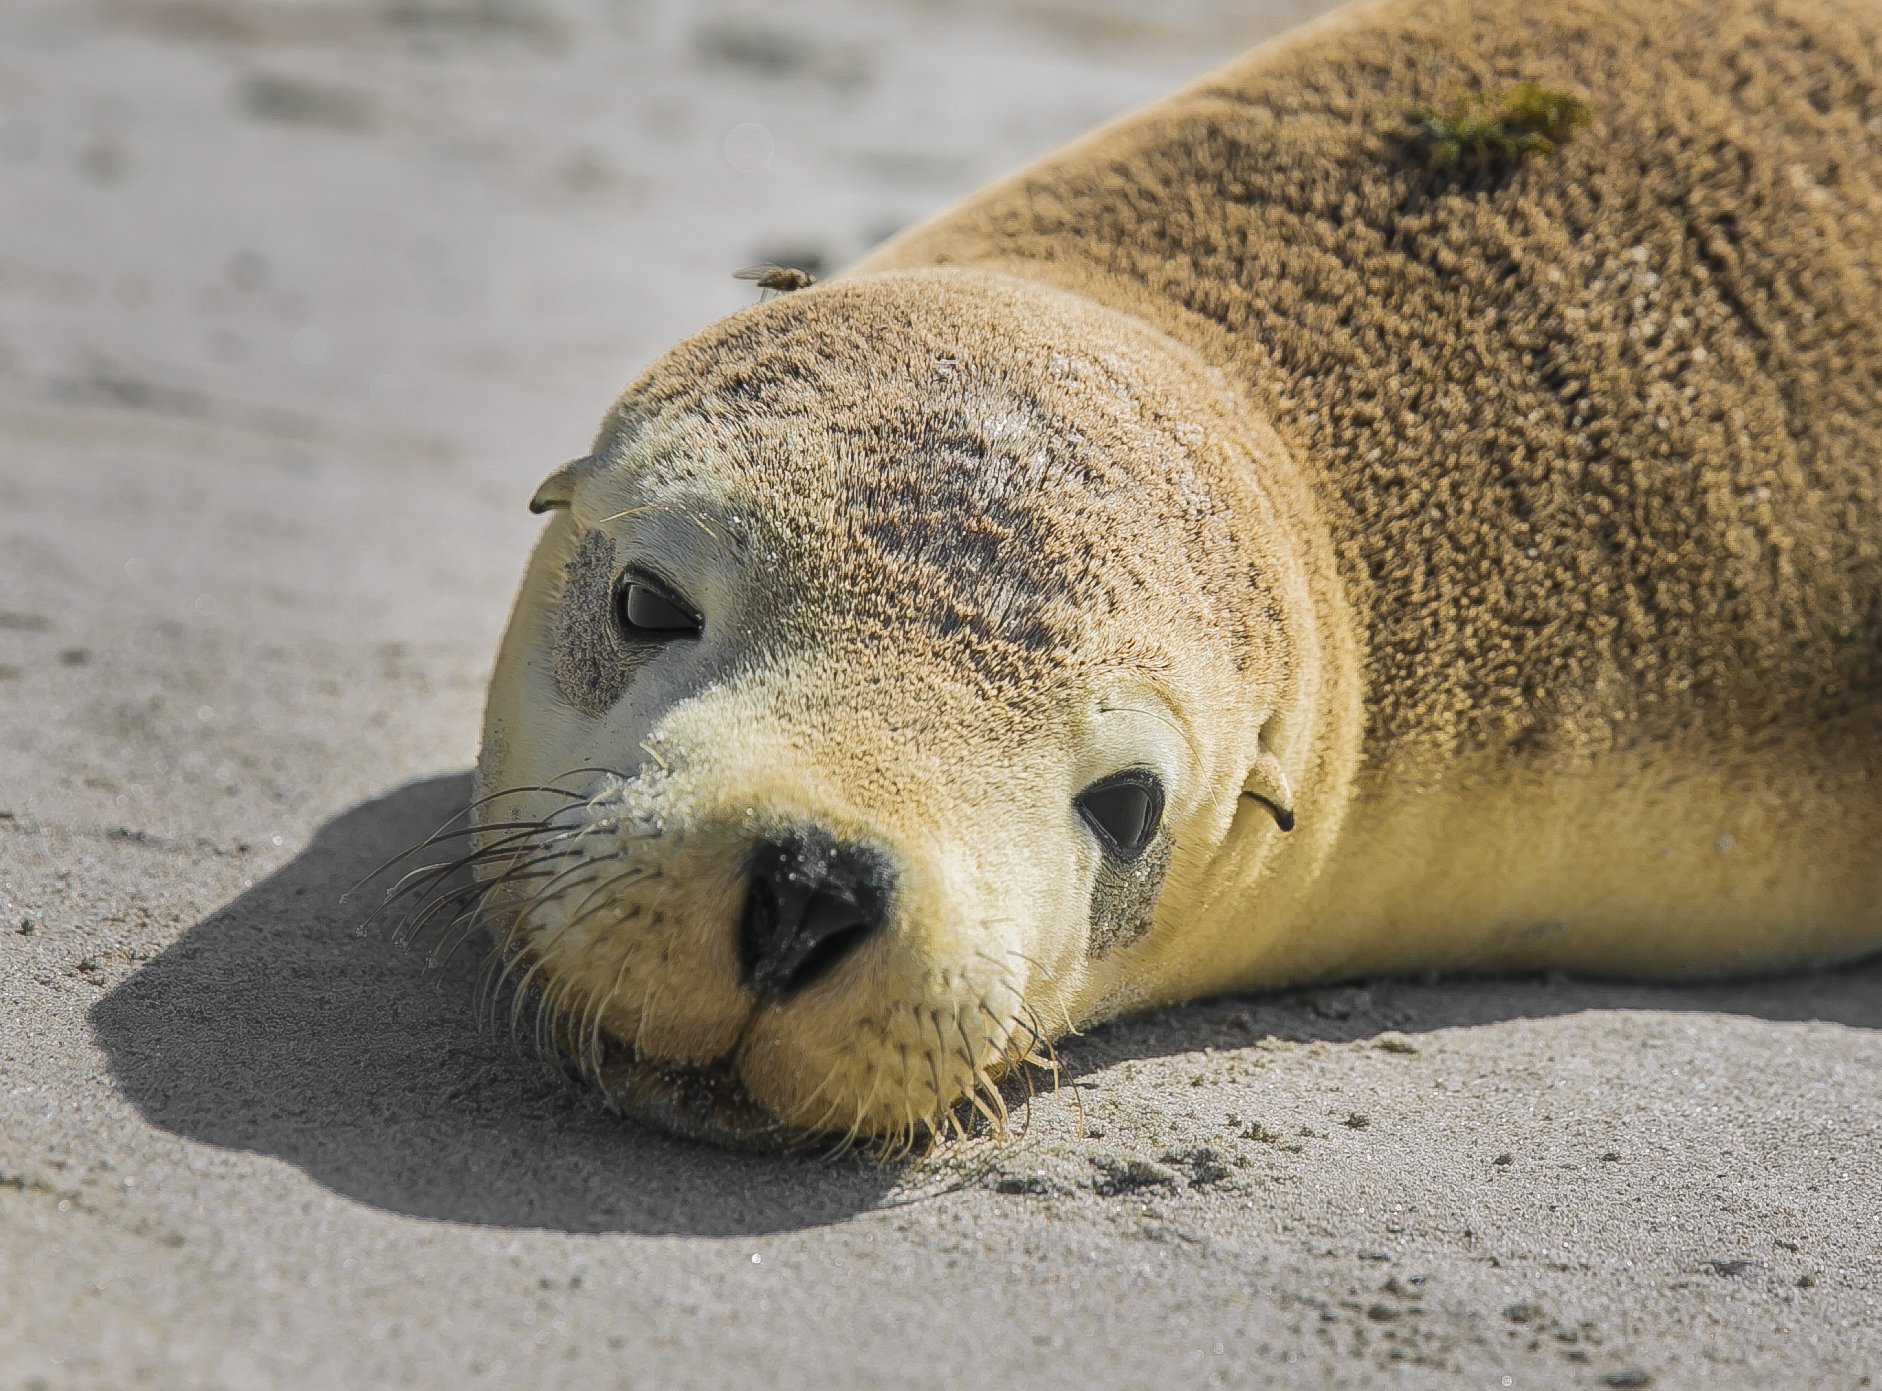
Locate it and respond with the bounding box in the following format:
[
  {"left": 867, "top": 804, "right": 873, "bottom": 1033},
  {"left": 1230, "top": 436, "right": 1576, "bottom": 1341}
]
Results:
[
  {"left": 614, "top": 572, "right": 701, "bottom": 641},
  {"left": 1075, "top": 770, "right": 1164, "bottom": 860}
]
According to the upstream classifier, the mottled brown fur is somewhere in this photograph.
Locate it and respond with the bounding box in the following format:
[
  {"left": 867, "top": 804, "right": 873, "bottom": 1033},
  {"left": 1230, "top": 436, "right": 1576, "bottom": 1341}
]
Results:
[
  {"left": 864, "top": 0, "right": 1882, "bottom": 788},
  {"left": 578, "top": 291, "right": 1283, "bottom": 696}
]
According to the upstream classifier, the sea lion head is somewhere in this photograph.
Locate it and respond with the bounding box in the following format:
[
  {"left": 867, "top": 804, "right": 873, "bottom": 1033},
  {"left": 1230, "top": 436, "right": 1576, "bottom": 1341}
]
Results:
[{"left": 469, "top": 269, "right": 1325, "bottom": 1150}]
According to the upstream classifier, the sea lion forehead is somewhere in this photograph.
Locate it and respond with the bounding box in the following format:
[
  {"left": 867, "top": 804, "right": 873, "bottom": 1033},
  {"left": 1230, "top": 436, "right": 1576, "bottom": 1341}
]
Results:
[
  {"left": 586, "top": 287, "right": 1211, "bottom": 678},
  {"left": 611, "top": 393, "right": 1115, "bottom": 680}
]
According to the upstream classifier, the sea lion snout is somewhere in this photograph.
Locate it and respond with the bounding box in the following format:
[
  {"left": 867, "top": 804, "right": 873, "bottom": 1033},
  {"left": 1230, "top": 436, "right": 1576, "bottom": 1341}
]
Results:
[{"left": 740, "top": 828, "right": 894, "bottom": 998}]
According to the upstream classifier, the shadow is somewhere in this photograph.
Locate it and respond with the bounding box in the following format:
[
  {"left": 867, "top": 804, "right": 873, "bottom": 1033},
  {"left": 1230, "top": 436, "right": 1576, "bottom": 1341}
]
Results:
[
  {"left": 91, "top": 773, "right": 899, "bottom": 1235},
  {"left": 1055, "top": 934, "right": 1882, "bottom": 1081},
  {"left": 95, "top": 772, "right": 1882, "bottom": 1232}
]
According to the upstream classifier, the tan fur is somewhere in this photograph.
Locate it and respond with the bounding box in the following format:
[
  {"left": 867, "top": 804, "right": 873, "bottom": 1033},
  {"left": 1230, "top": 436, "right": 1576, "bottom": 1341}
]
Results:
[{"left": 475, "top": 0, "right": 1882, "bottom": 1147}]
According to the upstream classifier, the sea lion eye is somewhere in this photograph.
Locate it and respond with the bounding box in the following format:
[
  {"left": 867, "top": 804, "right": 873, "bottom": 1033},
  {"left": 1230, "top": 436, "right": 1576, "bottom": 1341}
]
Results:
[
  {"left": 1076, "top": 770, "right": 1164, "bottom": 860},
  {"left": 614, "top": 572, "right": 701, "bottom": 640}
]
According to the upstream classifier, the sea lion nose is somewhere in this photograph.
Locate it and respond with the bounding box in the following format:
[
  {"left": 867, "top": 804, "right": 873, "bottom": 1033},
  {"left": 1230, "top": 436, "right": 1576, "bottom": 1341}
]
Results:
[{"left": 740, "top": 828, "right": 894, "bottom": 998}]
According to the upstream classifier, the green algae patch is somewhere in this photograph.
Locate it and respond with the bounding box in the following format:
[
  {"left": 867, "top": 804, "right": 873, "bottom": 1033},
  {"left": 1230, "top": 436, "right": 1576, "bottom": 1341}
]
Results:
[{"left": 1400, "top": 82, "right": 1590, "bottom": 170}]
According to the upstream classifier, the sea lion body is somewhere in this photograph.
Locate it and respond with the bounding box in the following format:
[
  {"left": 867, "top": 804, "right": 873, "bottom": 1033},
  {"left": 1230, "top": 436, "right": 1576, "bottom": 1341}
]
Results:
[
  {"left": 859, "top": 0, "right": 1882, "bottom": 997},
  {"left": 473, "top": 0, "right": 1882, "bottom": 1146}
]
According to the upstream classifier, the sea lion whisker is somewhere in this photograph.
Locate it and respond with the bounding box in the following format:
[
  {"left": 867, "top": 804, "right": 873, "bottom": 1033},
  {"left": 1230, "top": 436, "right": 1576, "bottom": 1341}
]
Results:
[
  {"left": 558, "top": 864, "right": 659, "bottom": 932},
  {"left": 534, "top": 975, "right": 579, "bottom": 1074},
  {"left": 477, "top": 951, "right": 524, "bottom": 1041},
  {"left": 819, "top": 1129, "right": 860, "bottom": 1164},
  {"left": 361, "top": 824, "right": 579, "bottom": 929},
  {"left": 878, "top": 1043, "right": 917, "bottom": 1163},
  {"left": 348, "top": 812, "right": 576, "bottom": 905},
  {"left": 1010, "top": 1001, "right": 1063, "bottom": 1085},
  {"left": 929, "top": 1008, "right": 986, "bottom": 1136},
  {"left": 795, "top": 1041, "right": 855, "bottom": 1120},
  {"left": 833, "top": 1055, "right": 886, "bottom": 1159},
  {"left": 970, "top": 993, "right": 1054, "bottom": 1086},
  {"left": 393, "top": 842, "right": 584, "bottom": 935},
  {"left": 569, "top": 990, "right": 603, "bottom": 1084},
  {"left": 496, "top": 865, "right": 636, "bottom": 1039},
  {"left": 473, "top": 866, "right": 605, "bottom": 1028},
  {"left": 628, "top": 944, "right": 673, "bottom": 1059},
  {"left": 964, "top": 949, "right": 1074, "bottom": 1070},
  {"left": 396, "top": 858, "right": 575, "bottom": 953},
  {"left": 584, "top": 949, "right": 642, "bottom": 1082},
  {"left": 526, "top": 976, "right": 560, "bottom": 1068},
  {"left": 507, "top": 951, "right": 565, "bottom": 1043},
  {"left": 1095, "top": 701, "right": 1203, "bottom": 776},
  {"left": 974, "top": 997, "right": 1021, "bottom": 1047},
  {"left": 963, "top": 1081, "right": 1002, "bottom": 1137},
  {"left": 593, "top": 502, "right": 729, "bottom": 553},
  {"left": 427, "top": 858, "right": 587, "bottom": 978},
  {"left": 900, "top": 1094, "right": 928, "bottom": 1162},
  {"left": 981, "top": 945, "right": 1060, "bottom": 987},
  {"left": 472, "top": 915, "right": 550, "bottom": 1040},
  {"left": 553, "top": 764, "right": 638, "bottom": 784},
  {"left": 344, "top": 777, "right": 585, "bottom": 899},
  {"left": 952, "top": 1012, "right": 1009, "bottom": 1135},
  {"left": 373, "top": 815, "right": 571, "bottom": 876},
  {"left": 531, "top": 984, "right": 575, "bottom": 1079},
  {"left": 486, "top": 856, "right": 619, "bottom": 957},
  {"left": 377, "top": 859, "right": 554, "bottom": 954},
  {"left": 426, "top": 915, "right": 496, "bottom": 972},
  {"left": 560, "top": 858, "right": 658, "bottom": 926},
  {"left": 525, "top": 850, "right": 619, "bottom": 906},
  {"left": 1001, "top": 1038, "right": 1039, "bottom": 1142},
  {"left": 952, "top": 1032, "right": 1004, "bottom": 1138},
  {"left": 799, "top": 1063, "right": 858, "bottom": 1154},
  {"left": 918, "top": 1022, "right": 953, "bottom": 1137},
  {"left": 423, "top": 854, "right": 588, "bottom": 968}
]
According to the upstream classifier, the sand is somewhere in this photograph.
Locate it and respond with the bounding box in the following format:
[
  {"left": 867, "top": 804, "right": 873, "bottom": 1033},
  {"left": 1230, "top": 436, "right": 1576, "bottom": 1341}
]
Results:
[{"left": 2, "top": 0, "right": 1878, "bottom": 1386}]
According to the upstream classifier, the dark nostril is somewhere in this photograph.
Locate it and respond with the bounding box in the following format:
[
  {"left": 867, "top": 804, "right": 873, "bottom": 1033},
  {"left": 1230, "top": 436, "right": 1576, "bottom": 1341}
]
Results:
[{"left": 741, "top": 828, "right": 893, "bottom": 999}]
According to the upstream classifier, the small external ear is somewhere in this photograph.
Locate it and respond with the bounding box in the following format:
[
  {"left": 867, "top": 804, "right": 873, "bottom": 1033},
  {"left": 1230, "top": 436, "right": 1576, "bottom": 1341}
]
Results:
[
  {"left": 1240, "top": 738, "right": 1296, "bottom": 833},
  {"left": 528, "top": 459, "right": 587, "bottom": 514}
]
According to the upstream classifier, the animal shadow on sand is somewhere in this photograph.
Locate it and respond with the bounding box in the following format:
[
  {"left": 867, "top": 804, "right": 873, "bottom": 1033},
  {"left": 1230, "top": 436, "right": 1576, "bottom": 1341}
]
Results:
[
  {"left": 94, "top": 773, "right": 1882, "bottom": 1235},
  {"left": 91, "top": 773, "right": 899, "bottom": 1236}
]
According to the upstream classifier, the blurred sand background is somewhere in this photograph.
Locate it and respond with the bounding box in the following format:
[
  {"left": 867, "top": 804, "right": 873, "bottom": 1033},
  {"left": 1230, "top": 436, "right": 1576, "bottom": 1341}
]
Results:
[{"left": 1, "top": 0, "right": 1878, "bottom": 1386}]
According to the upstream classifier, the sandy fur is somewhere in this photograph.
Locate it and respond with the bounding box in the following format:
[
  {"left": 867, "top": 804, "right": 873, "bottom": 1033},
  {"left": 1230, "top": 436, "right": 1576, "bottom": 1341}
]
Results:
[{"left": 859, "top": 0, "right": 1882, "bottom": 998}]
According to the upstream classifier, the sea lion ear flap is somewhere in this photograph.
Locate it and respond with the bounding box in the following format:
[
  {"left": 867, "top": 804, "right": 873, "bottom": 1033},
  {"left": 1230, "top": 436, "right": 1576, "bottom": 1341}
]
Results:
[
  {"left": 1240, "top": 740, "right": 1296, "bottom": 833},
  {"left": 528, "top": 458, "right": 588, "bottom": 514}
]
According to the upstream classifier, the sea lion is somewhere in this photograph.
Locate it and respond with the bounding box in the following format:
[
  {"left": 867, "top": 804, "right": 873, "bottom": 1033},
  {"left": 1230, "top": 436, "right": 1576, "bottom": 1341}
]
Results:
[{"left": 458, "top": 0, "right": 1881, "bottom": 1150}]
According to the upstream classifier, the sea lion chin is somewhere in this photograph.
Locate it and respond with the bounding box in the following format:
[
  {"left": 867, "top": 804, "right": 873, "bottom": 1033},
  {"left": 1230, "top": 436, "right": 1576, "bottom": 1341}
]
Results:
[{"left": 452, "top": 0, "right": 1882, "bottom": 1151}]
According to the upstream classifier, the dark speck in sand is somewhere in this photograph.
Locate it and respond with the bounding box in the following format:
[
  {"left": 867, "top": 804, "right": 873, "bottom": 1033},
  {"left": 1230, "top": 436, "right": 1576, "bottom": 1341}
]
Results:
[
  {"left": 991, "top": 1172, "right": 1068, "bottom": 1198},
  {"left": 1089, "top": 1157, "right": 1181, "bottom": 1197},
  {"left": 1161, "top": 1146, "right": 1234, "bottom": 1187}
]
